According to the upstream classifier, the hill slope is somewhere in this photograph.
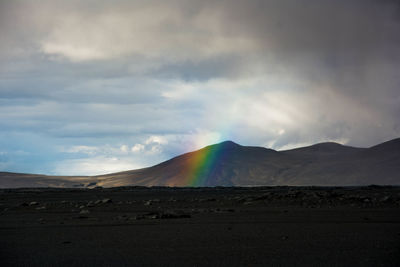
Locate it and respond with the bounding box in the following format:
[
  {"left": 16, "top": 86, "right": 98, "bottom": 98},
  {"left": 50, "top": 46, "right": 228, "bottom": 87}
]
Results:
[{"left": 1, "top": 138, "right": 399, "bottom": 188}]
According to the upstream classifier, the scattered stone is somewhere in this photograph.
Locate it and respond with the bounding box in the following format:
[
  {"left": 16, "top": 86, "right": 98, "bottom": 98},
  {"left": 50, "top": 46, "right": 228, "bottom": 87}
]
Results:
[
  {"left": 144, "top": 200, "right": 152, "bottom": 206},
  {"left": 135, "top": 210, "right": 191, "bottom": 220},
  {"left": 254, "top": 193, "right": 271, "bottom": 201},
  {"left": 281, "top": 236, "right": 289, "bottom": 240},
  {"left": 380, "top": 196, "right": 391, "bottom": 202},
  {"left": 94, "top": 200, "right": 102, "bottom": 205},
  {"left": 29, "top": 201, "right": 39, "bottom": 206},
  {"left": 87, "top": 201, "right": 95, "bottom": 207},
  {"left": 159, "top": 210, "right": 191, "bottom": 219},
  {"left": 80, "top": 209, "right": 90, "bottom": 214},
  {"left": 116, "top": 215, "right": 128, "bottom": 220},
  {"left": 36, "top": 206, "right": 46, "bottom": 210},
  {"left": 149, "top": 214, "right": 159, "bottom": 219},
  {"left": 102, "top": 198, "right": 112, "bottom": 204},
  {"left": 20, "top": 202, "right": 29, "bottom": 207},
  {"left": 200, "top": 198, "right": 217, "bottom": 202},
  {"left": 79, "top": 205, "right": 85, "bottom": 209}
]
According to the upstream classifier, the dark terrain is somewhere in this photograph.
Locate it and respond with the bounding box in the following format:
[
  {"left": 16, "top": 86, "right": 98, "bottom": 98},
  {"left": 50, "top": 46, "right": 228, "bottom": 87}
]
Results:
[
  {"left": 1, "top": 138, "right": 400, "bottom": 188},
  {"left": 1, "top": 186, "right": 399, "bottom": 266}
]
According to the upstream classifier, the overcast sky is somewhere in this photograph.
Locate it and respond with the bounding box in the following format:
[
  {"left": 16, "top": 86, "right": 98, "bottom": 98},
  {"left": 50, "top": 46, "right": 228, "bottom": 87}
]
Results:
[{"left": 1, "top": 0, "right": 399, "bottom": 175}]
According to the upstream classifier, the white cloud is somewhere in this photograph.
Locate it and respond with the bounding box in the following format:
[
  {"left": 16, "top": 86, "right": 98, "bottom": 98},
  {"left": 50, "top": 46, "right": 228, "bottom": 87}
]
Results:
[
  {"left": 120, "top": 145, "right": 129, "bottom": 153},
  {"left": 145, "top": 135, "right": 168, "bottom": 145},
  {"left": 131, "top": 144, "right": 144, "bottom": 153},
  {"left": 62, "top": 145, "right": 99, "bottom": 155},
  {"left": 54, "top": 156, "right": 140, "bottom": 176}
]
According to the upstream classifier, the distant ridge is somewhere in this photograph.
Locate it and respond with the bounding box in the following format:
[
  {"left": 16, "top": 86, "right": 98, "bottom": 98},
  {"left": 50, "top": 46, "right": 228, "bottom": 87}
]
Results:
[{"left": 1, "top": 138, "right": 400, "bottom": 188}]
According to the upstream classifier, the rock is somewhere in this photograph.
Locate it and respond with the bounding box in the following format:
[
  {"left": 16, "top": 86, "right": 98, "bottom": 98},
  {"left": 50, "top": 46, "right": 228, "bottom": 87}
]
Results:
[
  {"left": 79, "top": 205, "right": 85, "bottom": 209},
  {"left": 254, "top": 193, "right": 271, "bottom": 201},
  {"left": 200, "top": 198, "right": 217, "bottom": 202},
  {"left": 116, "top": 215, "right": 128, "bottom": 220},
  {"left": 94, "top": 200, "right": 102, "bottom": 205},
  {"left": 87, "top": 201, "right": 95, "bottom": 207},
  {"left": 134, "top": 215, "right": 144, "bottom": 220},
  {"left": 380, "top": 196, "right": 391, "bottom": 202},
  {"left": 80, "top": 209, "right": 90, "bottom": 214},
  {"left": 36, "top": 206, "right": 46, "bottom": 210},
  {"left": 102, "top": 198, "right": 112, "bottom": 204},
  {"left": 159, "top": 210, "right": 191, "bottom": 219},
  {"left": 144, "top": 200, "right": 152, "bottom": 206},
  {"left": 29, "top": 201, "right": 39, "bottom": 206}
]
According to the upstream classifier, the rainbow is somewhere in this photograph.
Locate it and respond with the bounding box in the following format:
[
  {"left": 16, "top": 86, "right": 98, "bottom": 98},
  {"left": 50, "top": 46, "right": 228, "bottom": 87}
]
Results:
[{"left": 181, "top": 141, "right": 236, "bottom": 186}]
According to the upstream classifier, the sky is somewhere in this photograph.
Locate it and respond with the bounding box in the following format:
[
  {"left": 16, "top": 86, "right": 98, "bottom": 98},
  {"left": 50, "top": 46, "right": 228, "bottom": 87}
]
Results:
[{"left": 0, "top": 0, "right": 399, "bottom": 176}]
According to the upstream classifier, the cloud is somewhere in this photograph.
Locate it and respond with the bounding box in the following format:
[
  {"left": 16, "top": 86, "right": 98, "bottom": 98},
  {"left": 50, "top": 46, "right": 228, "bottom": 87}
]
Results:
[
  {"left": 131, "top": 144, "right": 145, "bottom": 153},
  {"left": 54, "top": 156, "right": 140, "bottom": 176},
  {"left": 31, "top": 1, "right": 254, "bottom": 64}
]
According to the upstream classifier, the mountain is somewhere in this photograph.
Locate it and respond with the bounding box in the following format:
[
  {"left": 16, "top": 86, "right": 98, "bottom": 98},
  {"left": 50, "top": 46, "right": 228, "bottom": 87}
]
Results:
[
  {"left": 1, "top": 138, "right": 399, "bottom": 188},
  {"left": 0, "top": 172, "right": 93, "bottom": 188}
]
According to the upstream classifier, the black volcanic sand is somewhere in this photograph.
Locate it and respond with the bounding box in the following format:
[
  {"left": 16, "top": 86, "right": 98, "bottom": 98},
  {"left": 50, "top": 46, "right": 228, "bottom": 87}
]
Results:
[{"left": 1, "top": 186, "right": 399, "bottom": 266}]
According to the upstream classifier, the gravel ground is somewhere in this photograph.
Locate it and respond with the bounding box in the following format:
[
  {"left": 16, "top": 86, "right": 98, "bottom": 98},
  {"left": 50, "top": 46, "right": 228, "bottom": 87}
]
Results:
[{"left": 1, "top": 186, "right": 399, "bottom": 266}]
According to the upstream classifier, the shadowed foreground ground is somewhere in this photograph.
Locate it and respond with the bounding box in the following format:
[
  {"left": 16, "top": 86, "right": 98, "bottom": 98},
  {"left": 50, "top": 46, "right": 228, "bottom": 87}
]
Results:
[{"left": 1, "top": 186, "right": 399, "bottom": 266}]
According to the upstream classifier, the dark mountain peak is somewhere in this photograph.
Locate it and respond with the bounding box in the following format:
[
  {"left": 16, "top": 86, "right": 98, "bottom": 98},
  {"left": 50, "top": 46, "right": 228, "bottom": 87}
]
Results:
[
  {"left": 282, "top": 141, "right": 363, "bottom": 155},
  {"left": 218, "top": 140, "right": 241, "bottom": 147},
  {"left": 313, "top": 141, "right": 341, "bottom": 146},
  {"left": 206, "top": 140, "right": 241, "bottom": 150},
  {"left": 310, "top": 142, "right": 345, "bottom": 149},
  {"left": 368, "top": 137, "right": 400, "bottom": 152}
]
